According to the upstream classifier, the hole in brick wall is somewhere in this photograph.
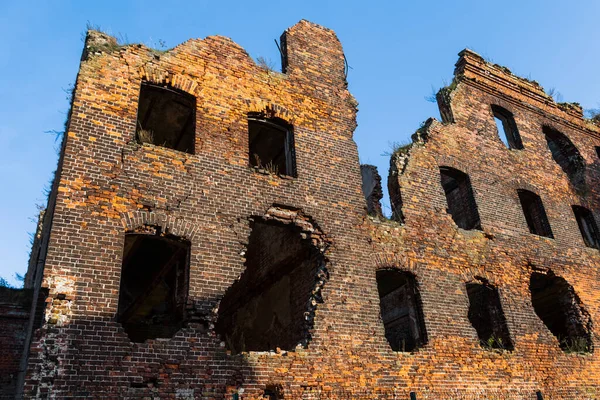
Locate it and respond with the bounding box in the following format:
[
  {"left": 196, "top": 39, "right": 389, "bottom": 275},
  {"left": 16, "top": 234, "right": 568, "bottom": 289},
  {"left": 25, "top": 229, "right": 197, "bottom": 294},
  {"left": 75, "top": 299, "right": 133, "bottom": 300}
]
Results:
[
  {"left": 387, "top": 170, "right": 404, "bottom": 223},
  {"left": 543, "top": 126, "right": 585, "bottom": 187},
  {"left": 216, "top": 218, "right": 327, "bottom": 353},
  {"left": 376, "top": 269, "right": 427, "bottom": 352},
  {"left": 466, "top": 278, "right": 514, "bottom": 350},
  {"left": 491, "top": 105, "right": 523, "bottom": 150},
  {"left": 530, "top": 271, "right": 593, "bottom": 353},
  {"left": 517, "top": 190, "right": 553, "bottom": 238},
  {"left": 572, "top": 205, "right": 600, "bottom": 249},
  {"left": 360, "top": 164, "right": 384, "bottom": 217},
  {"left": 130, "top": 377, "right": 159, "bottom": 388},
  {"left": 439, "top": 167, "right": 481, "bottom": 230},
  {"left": 248, "top": 113, "right": 296, "bottom": 177},
  {"left": 263, "top": 384, "right": 284, "bottom": 399},
  {"left": 117, "top": 232, "right": 190, "bottom": 342},
  {"left": 136, "top": 81, "right": 196, "bottom": 154}
]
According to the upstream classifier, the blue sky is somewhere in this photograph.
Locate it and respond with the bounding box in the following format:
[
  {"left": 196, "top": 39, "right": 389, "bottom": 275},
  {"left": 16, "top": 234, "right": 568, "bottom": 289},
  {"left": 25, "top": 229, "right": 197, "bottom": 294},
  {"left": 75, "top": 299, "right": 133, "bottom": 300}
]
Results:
[{"left": 1, "top": 0, "right": 599, "bottom": 286}]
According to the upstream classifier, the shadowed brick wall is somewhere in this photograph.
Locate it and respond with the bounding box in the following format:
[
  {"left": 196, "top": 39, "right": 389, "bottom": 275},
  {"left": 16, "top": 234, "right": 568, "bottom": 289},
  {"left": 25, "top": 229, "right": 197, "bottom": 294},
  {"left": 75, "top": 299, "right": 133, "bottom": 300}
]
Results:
[{"left": 0, "top": 288, "right": 33, "bottom": 398}]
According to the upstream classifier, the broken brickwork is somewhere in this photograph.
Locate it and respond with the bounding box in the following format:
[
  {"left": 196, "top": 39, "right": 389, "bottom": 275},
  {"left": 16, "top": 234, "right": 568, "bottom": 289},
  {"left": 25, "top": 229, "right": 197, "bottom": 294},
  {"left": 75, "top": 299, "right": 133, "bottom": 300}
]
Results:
[{"left": 9, "top": 20, "right": 600, "bottom": 399}]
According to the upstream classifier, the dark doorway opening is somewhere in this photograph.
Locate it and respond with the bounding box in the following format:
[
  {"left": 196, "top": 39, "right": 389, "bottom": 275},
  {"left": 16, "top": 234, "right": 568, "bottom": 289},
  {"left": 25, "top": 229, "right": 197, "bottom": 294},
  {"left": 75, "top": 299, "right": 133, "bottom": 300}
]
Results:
[
  {"left": 376, "top": 269, "right": 427, "bottom": 352},
  {"left": 117, "top": 232, "right": 190, "bottom": 342}
]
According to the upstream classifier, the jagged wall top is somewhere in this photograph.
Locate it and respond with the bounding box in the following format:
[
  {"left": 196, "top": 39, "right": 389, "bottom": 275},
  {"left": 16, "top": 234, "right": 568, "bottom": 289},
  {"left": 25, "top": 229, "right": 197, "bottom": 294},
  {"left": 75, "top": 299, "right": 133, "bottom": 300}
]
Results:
[
  {"left": 82, "top": 20, "right": 348, "bottom": 89},
  {"left": 450, "top": 48, "right": 599, "bottom": 136}
]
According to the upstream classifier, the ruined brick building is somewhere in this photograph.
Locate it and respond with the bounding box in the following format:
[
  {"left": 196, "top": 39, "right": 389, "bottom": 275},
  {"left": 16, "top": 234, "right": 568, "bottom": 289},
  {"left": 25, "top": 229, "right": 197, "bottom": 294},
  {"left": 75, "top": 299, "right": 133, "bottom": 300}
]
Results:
[{"left": 1, "top": 19, "right": 600, "bottom": 399}]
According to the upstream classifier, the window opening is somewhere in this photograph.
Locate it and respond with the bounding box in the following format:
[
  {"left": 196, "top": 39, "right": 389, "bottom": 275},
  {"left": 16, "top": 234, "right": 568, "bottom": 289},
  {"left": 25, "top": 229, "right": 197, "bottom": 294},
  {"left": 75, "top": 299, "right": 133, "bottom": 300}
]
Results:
[
  {"left": 517, "top": 190, "right": 553, "bottom": 238},
  {"left": 572, "top": 206, "right": 600, "bottom": 249},
  {"left": 439, "top": 167, "right": 481, "bottom": 230},
  {"left": 491, "top": 105, "right": 523, "bottom": 149},
  {"left": 466, "top": 279, "right": 513, "bottom": 350},
  {"left": 248, "top": 113, "right": 296, "bottom": 177},
  {"left": 543, "top": 126, "right": 585, "bottom": 187},
  {"left": 216, "top": 218, "right": 327, "bottom": 353},
  {"left": 376, "top": 269, "right": 427, "bottom": 352},
  {"left": 117, "top": 232, "right": 190, "bottom": 342},
  {"left": 530, "top": 271, "right": 592, "bottom": 353},
  {"left": 136, "top": 81, "right": 196, "bottom": 154}
]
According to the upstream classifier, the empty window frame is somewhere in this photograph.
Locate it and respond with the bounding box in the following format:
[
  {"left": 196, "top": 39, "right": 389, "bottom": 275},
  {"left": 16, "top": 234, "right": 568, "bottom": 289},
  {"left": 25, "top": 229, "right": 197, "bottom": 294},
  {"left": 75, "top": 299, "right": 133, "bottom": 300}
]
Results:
[
  {"left": 136, "top": 82, "right": 196, "bottom": 154},
  {"left": 439, "top": 167, "right": 482, "bottom": 230},
  {"left": 248, "top": 113, "right": 296, "bottom": 177},
  {"left": 517, "top": 190, "right": 553, "bottom": 238},
  {"left": 572, "top": 206, "right": 600, "bottom": 249},
  {"left": 117, "top": 232, "right": 190, "bottom": 342},
  {"left": 491, "top": 105, "right": 523, "bottom": 149},
  {"left": 466, "top": 279, "right": 513, "bottom": 350},
  {"left": 216, "top": 218, "right": 326, "bottom": 353},
  {"left": 376, "top": 269, "right": 427, "bottom": 352},
  {"left": 543, "top": 126, "right": 585, "bottom": 187},
  {"left": 529, "top": 271, "right": 592, "bottom": 353}
]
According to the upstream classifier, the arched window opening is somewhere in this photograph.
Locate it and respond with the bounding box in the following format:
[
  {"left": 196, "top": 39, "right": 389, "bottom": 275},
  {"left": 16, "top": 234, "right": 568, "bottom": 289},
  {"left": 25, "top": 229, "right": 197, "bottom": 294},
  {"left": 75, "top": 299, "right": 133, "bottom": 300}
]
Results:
[
  {"left": 248, "top": 112, "right": 296, "bottom": 177},
  {"left": 543, "top": 126, "right": 585, "bottom": 187},
  {"left": 572, "top": 206, "right": 600, "bottom": 249},
  {"left": 376, "top": 269, "right": 427, "bottom": 352},
  {"left": 491, "top": 105, "right": 523, "bottom": 149},
  {"left": 466, "top": 278, "right": 513, "bottom": 350},
  {"left": 216, "top": 217, "right": 327, "bottom": 353},
  {"left": 439, "top": 167, "right": 481, "bottom": 230},
  {"left": 517, "top": 190, "right": 553, "bottom": 238},
  {"left": 136, "top": 81, "right": 196, "bottom": 154},
  {"left": 530, "top": 271, "right": 592, "bottom": 353},
  {"left": 117, "top": 232, "right": 190, "bottom": 342}
]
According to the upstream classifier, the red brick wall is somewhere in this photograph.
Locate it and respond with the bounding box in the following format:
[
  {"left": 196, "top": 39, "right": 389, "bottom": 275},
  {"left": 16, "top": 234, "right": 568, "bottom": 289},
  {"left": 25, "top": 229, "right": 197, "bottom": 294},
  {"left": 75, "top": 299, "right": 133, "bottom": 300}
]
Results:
[{"left": 21, "top": 22, "right": 600, "bottom": 399}]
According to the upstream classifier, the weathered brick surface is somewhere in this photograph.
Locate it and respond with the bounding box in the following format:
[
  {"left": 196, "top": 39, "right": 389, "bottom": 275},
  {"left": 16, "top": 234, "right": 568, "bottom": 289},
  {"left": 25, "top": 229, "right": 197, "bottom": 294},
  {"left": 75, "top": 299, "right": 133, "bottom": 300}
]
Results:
[
  {"left": 0, "top": 288, "right": 33, "bottom": 398},
  {"left": 17, "top": 21, "right": 600, "bottom": 399}
]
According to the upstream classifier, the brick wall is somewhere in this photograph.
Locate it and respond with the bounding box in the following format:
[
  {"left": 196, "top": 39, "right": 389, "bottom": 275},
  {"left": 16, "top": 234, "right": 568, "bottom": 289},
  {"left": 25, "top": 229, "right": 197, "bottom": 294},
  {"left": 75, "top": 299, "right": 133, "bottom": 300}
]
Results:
[
  {"left": 20, "top": 21, "right": 600, "bottom": 399},
  {"left": 0, "top": 288, "right": 33, "bottom": 399}
]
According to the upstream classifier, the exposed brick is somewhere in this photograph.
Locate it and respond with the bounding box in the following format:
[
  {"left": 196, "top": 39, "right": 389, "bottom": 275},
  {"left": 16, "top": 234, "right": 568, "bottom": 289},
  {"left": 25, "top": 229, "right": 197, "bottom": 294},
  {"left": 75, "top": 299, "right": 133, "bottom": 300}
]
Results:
[{"left": 7, "top": 21, "right": 600, "bottom": 400}]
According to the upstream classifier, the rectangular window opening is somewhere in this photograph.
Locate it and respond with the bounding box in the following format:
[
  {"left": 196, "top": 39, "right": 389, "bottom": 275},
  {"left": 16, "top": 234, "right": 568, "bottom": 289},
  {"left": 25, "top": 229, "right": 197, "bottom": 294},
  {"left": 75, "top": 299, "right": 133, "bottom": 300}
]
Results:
[
  {"left": 117, "top": 233, "right": 190, "bottom": 342},
  {"left": 136, "top": 82, "right": 196, "bottom": 154},
  {"left": 248, "top": 114, "right": 296, "bottom": 177}
]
